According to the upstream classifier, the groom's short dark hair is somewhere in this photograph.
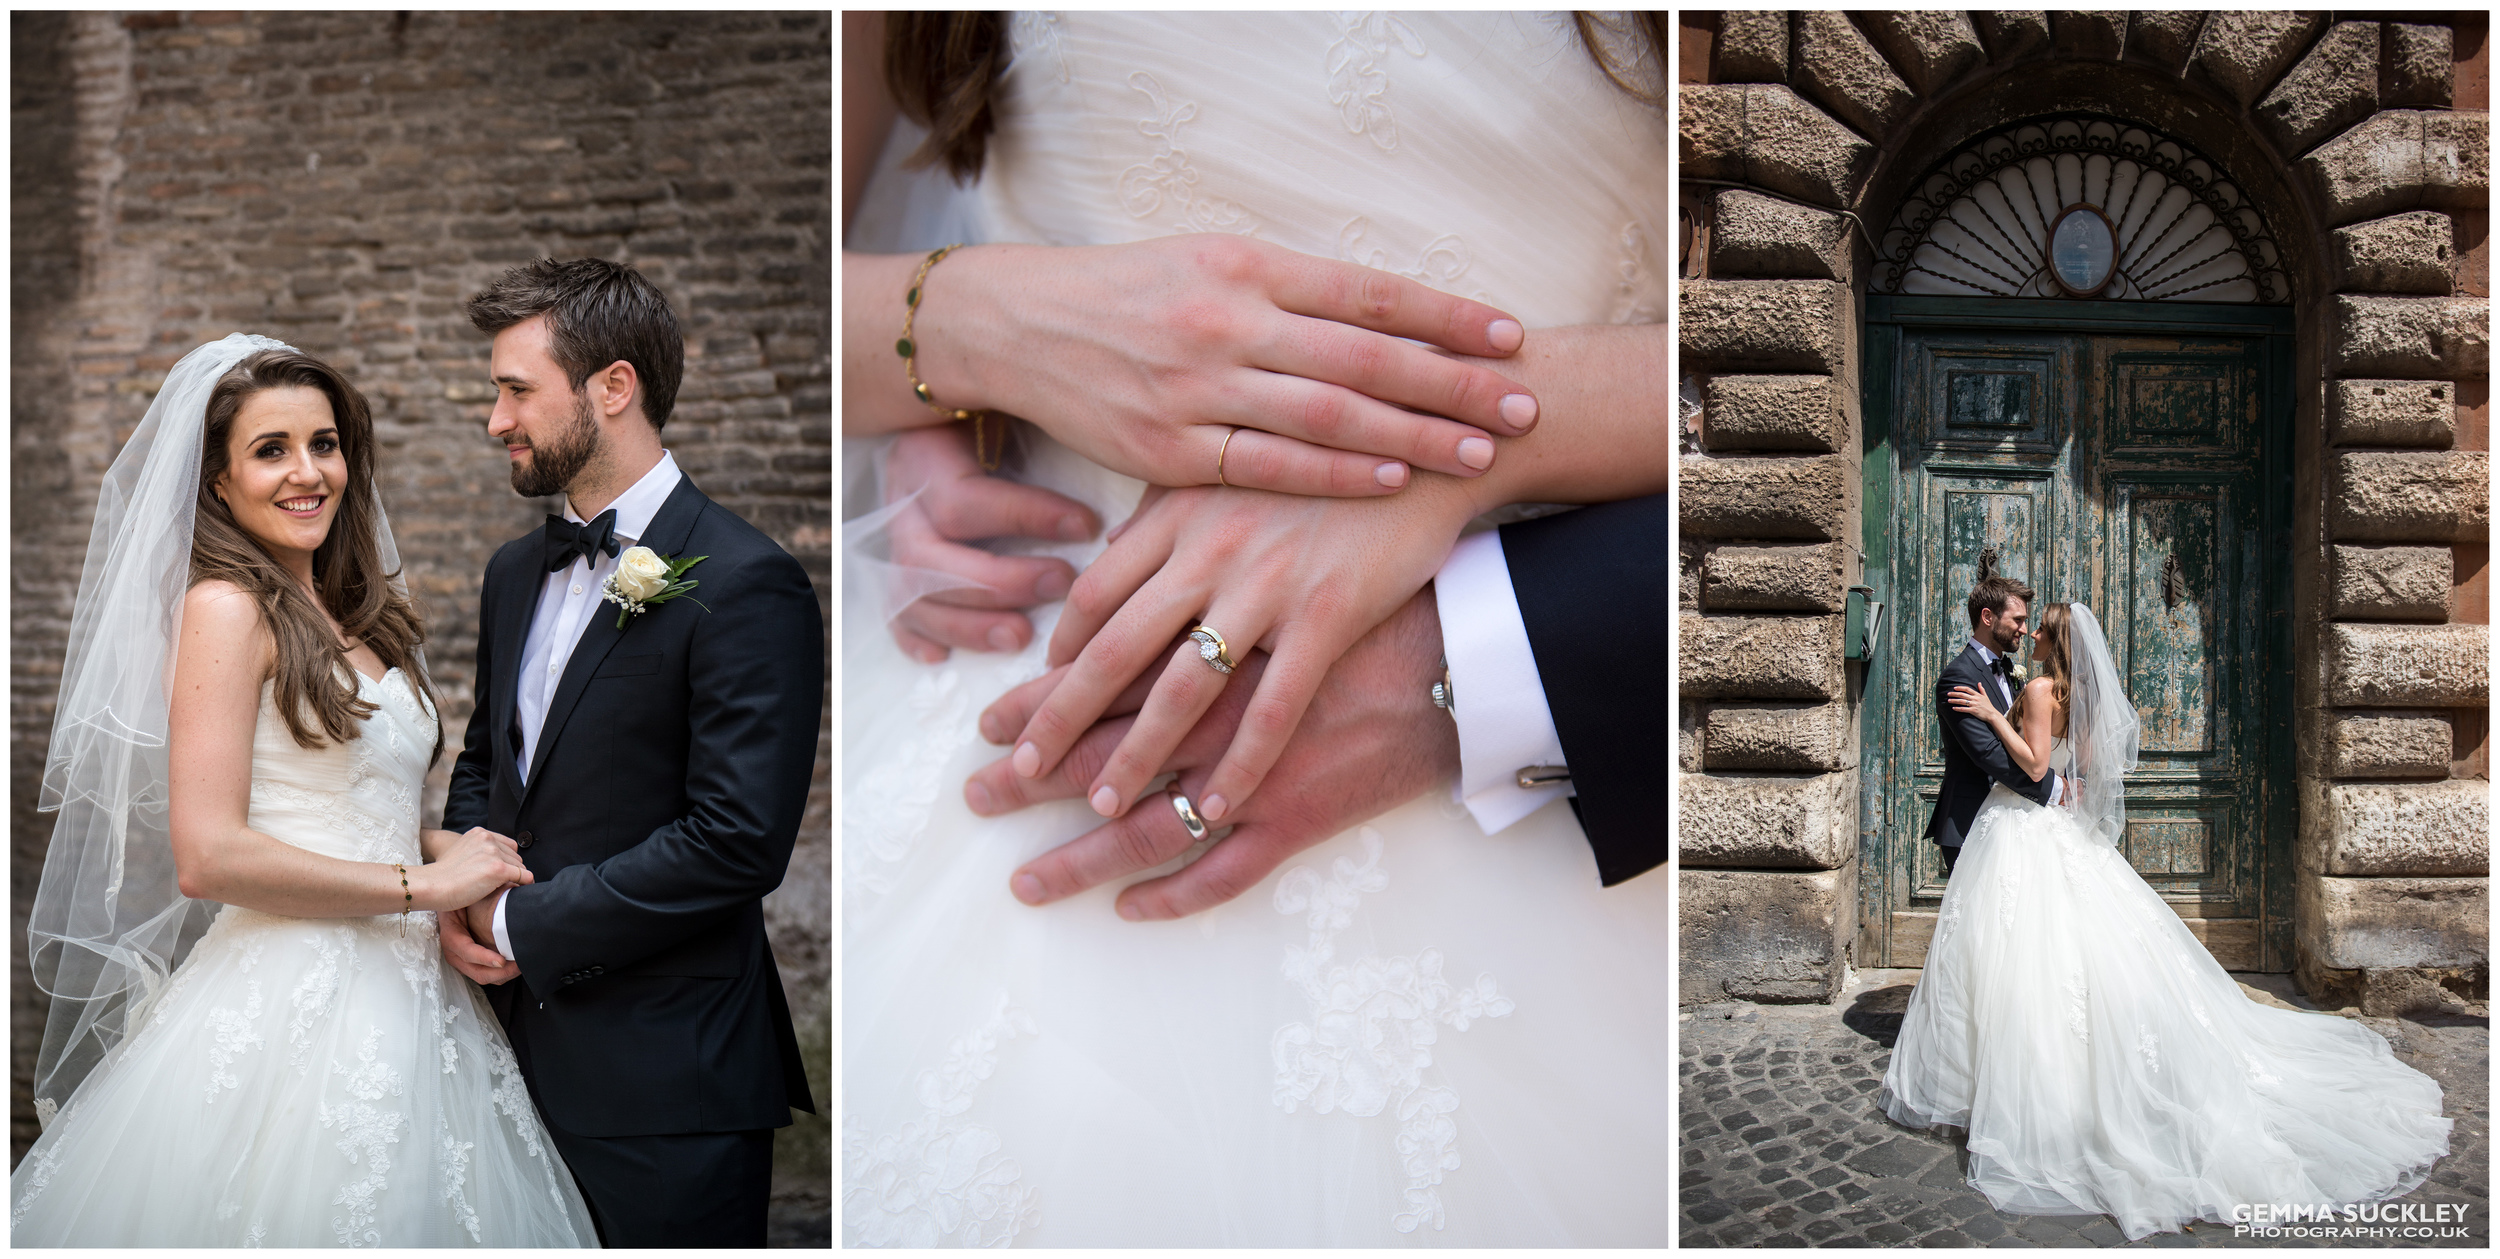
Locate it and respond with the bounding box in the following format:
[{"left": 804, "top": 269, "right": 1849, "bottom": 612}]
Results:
[
  {"left": 465, "top": 258, "right": 684, "bottom": 430},
  {"left": 1967, "top": 575, "right": 2035, "bottom": 630}
]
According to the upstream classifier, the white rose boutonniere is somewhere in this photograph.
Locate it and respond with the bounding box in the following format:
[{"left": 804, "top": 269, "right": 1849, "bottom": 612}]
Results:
[{"left": 601, "top": 546, "right": 709, "bottom": 628}]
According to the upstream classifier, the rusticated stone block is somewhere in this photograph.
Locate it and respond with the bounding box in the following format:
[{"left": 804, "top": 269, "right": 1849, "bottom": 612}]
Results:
[
  {"left": 2382, "top": 23, "right": 2454, "bottom": 110},
  {"left": 1681, "top": 770, "right": 1856, "bottom": 869},
  {"left": 1704, "top": 373, "right": 1849, "bottom": 453},
  {"left": 2256, "top": 22, "right": 2381, "bottom": 159},
  {"left": 1714, "top": 11, "right": 1790, "bottom": 84},
  {"left": 1856, "top": 11, "right": 1982, "bottom": 95},
  {"left": 1679, "top": 454, "right": 1856, "bottom": 541},
  {"left": 1681, "top": 865, "right": 1857, "bottom": 1005},
  {"left": 2049, "top": 11, "right": 2125, "bottom": 61},
  {"left": 2325, "top": 710, "right": 2456, "bottom": 779},
  {"left": 2331, "top": 450, "right": 2490, "bottom": 543},
  {"left": 1678, "top": 614, "right": 1846, "bottom": 702},
  {"left": 2332, "top": 296, "right": 2489, "bottom": 380},
  {"left": 2330, "top": 379, "right": 2455, "bottom": 448},
  {"left": 1679, "top": 536, "right": 1710, "bottom": 610},
  {"left": 1702, "top": 541, "right": 1848, "bottom": 612},
  {"left": 1711, "top": 189, "right": 1849, "bottom": 282},
  {"left": 2306, "top": 110, "right": 2494, "bottom": 227},
  {"left": 1680, "top": 83, "right": 1745, "bottom": 182},
  {"left": 2332, "top": 544, "right": 2454, "bottom": 621},
  {"left": 2296, "top": 871, "right": 2488, "bottom": 969},
  {"left": 1704, "top": 702, "right": 1854, "bottom": 773},
  {"left": 1791, "top": 11, "right": 1913, "bottom": 140},
  {"left": 2417, "top": 112, "right": 2490, "bottom": 211},
  {"left": 2308, "top": 779, "right": 2489, "bottom": 877},
  {"left": 1745, "top": 84, "right": 1880, "bottom": 208},
  {"left": 1680, "top": 279, "right": 1848, "bottom": 374},
  {"left": 1974, "top": 11, "right": 2049, "bottom": 60},
  {"left": 2126, "top": 10, "right": 2203, "bottom": 71},
  {"left": 2327, "top": 622, "right": 2491, "bottom": 707},
  {"left": 2195, "top": 11, "right": 2325, "bottom": 107},
  {"left": 1678, "top": 701, "right": 1705, "bottom": 773},
  {"left": 2333, "top": 212, "right": 2454, "bottom": 295}
]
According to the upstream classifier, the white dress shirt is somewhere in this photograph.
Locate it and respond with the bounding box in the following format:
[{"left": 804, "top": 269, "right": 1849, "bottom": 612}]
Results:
[
  {"left": 1432, "top": 529, "right": 1573, "bottom": 834},
  {"left": 1964, "top": 636, "right": 2060, "bottom": 803},
  {"left": 493, "top": 451, "right": 683, "bottom": 961}
]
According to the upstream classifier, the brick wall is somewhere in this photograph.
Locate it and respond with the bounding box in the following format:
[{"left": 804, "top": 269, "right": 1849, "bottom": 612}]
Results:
[{"left": 8, "top": 11, "right": 831, "bottom": 1203}]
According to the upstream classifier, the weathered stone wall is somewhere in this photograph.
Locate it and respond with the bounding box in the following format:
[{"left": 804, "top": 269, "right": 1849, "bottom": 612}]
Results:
[
  {"left": 7, "top": 12, "right": 832, "bottom": 1217},
  {"left": 1678, "top": 12, "right": 2490, "bottom": 1013}
]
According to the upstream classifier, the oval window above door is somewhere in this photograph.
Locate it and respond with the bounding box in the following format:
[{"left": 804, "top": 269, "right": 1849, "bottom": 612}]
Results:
[{"left": 2048, "top": 204, "right": 2117, "bottom": 295}]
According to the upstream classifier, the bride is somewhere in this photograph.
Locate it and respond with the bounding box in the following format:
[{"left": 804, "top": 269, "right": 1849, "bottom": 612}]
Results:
[
  {"left": 11, "top": 336, "right": 597, "bottom": 1245},
  {"left": 1881, "top": 601, "right": 2451, "bottom": 1241},
  {"left": 842, "top": 12, "right": 1668, "bottom": 1246}
]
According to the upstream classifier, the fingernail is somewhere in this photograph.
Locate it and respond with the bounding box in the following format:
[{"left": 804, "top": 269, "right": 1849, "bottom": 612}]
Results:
[
  {"left": 1486, "top": 319, "right": 1523, "bottom": 353},
  {"left": 1058, "top": 514, "right": 1091, "bottom": 542},
  {"left": 1499, "top": 393, "right": 1538, "bottom": 432},
  {"left": 1090, "top": 784, "right": 1120, "bottom": 817},
  {"left": 1201, "top": 793, "right": 1229, "bottom": 823},
  {"left": 987, "top": 625, "right": 1019, "bottom": 651},
  {"left": 1117, "top": 900, "right": 1144, "bottom": 922},
  {"left": 1011, "top": 872, "right": 1045, "bottom": 905},
  {"left": 1375, "top": 462, "right": 1407, "bottom": 488},
  {"left": 1456, "top": 437, "right": 1494, "bottom": 470},
  {"left": 1013, "top": 742, "right": 1041, "bottom": 777},
  {"left": 966, "top": 781, "right": 994, "bottom": 814},
  {"left": 1035, "top": 569, "right": 1071, "bottom": 601}
]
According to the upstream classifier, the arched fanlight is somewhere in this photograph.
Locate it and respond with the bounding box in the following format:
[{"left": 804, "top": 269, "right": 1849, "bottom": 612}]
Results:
[{"left": 1876, "top": 116, "right": 2291, "bottom": 303}]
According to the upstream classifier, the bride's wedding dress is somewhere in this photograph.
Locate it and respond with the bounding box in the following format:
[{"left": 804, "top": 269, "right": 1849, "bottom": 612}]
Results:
[
  {"left": 1882, "top": 738, "right": 2452, "bottom": 1241},
  {"left": 10, "top": 669, "right": 597, "bottom": 1246},
  {"left": 843, "top": 13, "right": 1668, "bottom": 1247}
]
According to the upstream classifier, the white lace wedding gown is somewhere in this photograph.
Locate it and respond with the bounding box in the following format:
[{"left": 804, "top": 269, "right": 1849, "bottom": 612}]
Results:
[
  {"left": 10, "top": 668, "right": 598, "bottom": 1247},
  {"left": 842, "top": 12, "right": 1669, "bottom": 1247},
  {"left": 1881, "top": 739, "right": 2452, "bottom": 1241}
]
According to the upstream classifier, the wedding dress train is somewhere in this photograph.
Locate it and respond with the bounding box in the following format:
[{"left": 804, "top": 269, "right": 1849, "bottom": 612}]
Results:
[
  {"left": 842, "top": 12, "right": 1669, "bottom": 1246},
  {"left": 10, "top": 669, "right": 598, "bottom": 1246},
  {"left": 1881, "top": 740, "right": 2452, "bottom": 1241}
]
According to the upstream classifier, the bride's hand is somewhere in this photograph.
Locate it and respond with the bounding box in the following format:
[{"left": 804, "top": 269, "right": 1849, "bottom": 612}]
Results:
[
  {"left": 1945, "top": 684, "right": 2004, "bottom": 722},
  {"left": 852, "top": 236, "right": 1539, "bottom": 494},
  {"left": 881, "top": 422, "right": 1100, "bottom": 662},
  {"left": 991, "top": 479, "right": 1474, "bottom": 825},
  {"left": 414, "top": 827, "right": 533, "bottom": 912}
]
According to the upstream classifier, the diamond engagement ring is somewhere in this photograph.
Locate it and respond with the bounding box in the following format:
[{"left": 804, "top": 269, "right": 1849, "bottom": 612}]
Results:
[
  {"left": 1168, "top": 790, "right": 1210, "bottom": 842},
  {"left": 1188, "top": 625, "right": 1235, "bottom": 675}
]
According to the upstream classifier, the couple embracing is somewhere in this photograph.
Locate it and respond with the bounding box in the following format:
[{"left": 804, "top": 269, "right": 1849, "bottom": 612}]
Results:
[
  {"left": 1884, "top": 576, "right": 2451, "bottom": 1239},
  {"left": 14, "top": 260, "right": 819, "bottom": 1246}
]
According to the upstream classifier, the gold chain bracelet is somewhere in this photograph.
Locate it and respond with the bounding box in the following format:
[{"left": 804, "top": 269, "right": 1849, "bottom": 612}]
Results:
[
  {"left": 395, "top": 863, "right": 411, "bottom": 936},
  {"left": 898, "top": 244, "right": 1003, "bottom": 472}
]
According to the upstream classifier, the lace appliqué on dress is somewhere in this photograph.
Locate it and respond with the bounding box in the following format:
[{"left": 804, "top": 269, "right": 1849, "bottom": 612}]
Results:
[
  {"left": 843, "top": 993, "right": 1042, "bottom": 1247},
  {"left": 1006, "top": 11, "right": 1072, "bottom": 84},
  {"left": 1337, "top": 217, "right": 1469, "bottom": 290},
  {"left": 322, "top": 1026, "right": 407, "bottom": 1247},
  {"left": 205, "top": 981, "right": 267, "bottom": 1101},
  {"left": 844, "top": 669, "right": 975, "bottom": 902},
  {"left": 1325, "top": 12, "right": 1427, "bottom": 152},
  {"left": 1118, "top": 73, "right": 1260, "bottom": 236},
  {"left": 1271, "top": 828, "right": 1514, "bottom": 1234},
  {"left": 1610, "top": 221, "right": 1660, "bottom": 324}
]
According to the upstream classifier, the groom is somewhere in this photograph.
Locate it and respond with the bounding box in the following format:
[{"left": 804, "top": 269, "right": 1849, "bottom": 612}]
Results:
[
  {"left": 1926, "top": 575, "right": 2059, "bottom": 877},
  {"left": 438, "top": 258, "right": 822, "bottom": 1245}
]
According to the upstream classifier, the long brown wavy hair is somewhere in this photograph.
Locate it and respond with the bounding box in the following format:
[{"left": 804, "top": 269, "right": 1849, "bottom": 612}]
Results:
[
  {"left": 2009, "top": 602, "right": 2072, "bottom": 740},
  {"left": 885, "top": 12, "right": 1669, "bottom": 183},
  {"left": 191, "top": 349, "right": 442, "bottom": 760}
]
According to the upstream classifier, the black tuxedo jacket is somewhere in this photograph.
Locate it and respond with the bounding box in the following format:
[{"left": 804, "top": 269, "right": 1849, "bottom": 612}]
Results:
[
  {"left": 1923, "top": 643, "right": 2054, "bottom": 848},
  {"left": 1498, "top": 491, "right": 1668, "bottom": 886},
  {"left": 445, "top": 475, "right": 823, "bottom": 1139}
]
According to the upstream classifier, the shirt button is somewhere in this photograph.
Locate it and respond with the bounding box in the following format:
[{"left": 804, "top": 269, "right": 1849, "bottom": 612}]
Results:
[{"left": 571, "top": 585, "right": 582, "bottom": 595}]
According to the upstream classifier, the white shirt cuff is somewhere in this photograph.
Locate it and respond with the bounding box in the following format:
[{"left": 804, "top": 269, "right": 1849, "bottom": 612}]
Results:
[
  {"left": 1433, "top": 529, "right": 1572, "bottom": 835},
  {"left": 491, "top": 889, "right": 516, "bottom": 962}
]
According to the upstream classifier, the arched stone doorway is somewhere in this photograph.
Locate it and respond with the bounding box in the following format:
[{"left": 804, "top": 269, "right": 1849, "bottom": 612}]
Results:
[{"left": 1679, "top": 12, "right": 2488, "bottom": 1014}]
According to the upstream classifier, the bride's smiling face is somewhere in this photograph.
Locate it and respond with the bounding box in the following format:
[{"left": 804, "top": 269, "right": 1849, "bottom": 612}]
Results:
[{"left": 213, "top": 386, "right": 346, "bottom": 567}]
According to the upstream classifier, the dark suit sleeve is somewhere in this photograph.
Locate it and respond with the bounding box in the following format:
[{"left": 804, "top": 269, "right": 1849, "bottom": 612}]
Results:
[
  {"left": 443, "top": 555, "right": 499, "bottom": 833},
  {"left": 1937, "top": 662, "right": 2055, "bottom": 804},
  {"left": 504, "top": 546, "right": 826, "bottom": 983},
  {"left": 1497, "top": 492, "right": 1669, "bottom": 887}
]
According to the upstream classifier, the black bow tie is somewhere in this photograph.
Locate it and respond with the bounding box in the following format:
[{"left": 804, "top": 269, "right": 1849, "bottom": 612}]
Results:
[
  {"left": 1989, "top": 655, "right": 2017, "bottom": 679},
  {"left": 544, "top": 509, "right": 620, "bottom": 572}
]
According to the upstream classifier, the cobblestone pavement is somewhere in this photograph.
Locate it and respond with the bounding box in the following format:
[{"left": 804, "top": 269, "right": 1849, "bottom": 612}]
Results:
[{"left": 1682, "top": 969, "right": 2489, "bottom": 1248}]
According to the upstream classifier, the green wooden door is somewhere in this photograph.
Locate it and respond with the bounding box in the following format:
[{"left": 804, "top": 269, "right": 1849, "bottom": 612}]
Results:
[{"left": 1860, "top": 297, "right": 2295, "bottom": 971}]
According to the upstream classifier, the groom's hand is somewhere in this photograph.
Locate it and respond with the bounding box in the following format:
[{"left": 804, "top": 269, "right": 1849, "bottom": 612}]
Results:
[
  {"left": 966, "top": 588, "right": 1456, "bottom": 919},
  {"left": 883, "top": 423, "right": 1100, "bottom": 664},
  {"left": 439, "top": 886, "right": 518, "bottom": 986}
]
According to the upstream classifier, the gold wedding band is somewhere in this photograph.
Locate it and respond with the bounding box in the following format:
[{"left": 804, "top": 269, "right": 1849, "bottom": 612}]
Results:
[
  {"left": 1169, "top": 790, "right": 1210, "bottom": 842},
  {"left": 1216, "top": 426, "right": 1238, "bottom": 488},
  {"left": 1188, "top": 624, "right": 1236, "bottom": 675}
]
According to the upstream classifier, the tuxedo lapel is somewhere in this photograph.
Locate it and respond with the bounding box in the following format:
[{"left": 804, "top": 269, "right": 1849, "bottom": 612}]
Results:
[
  {"left": 520, "top": 476, "right": 710, "bottom": 799},
  {"left": 487, "top": 545, "right": 541, "bottom": 786}
]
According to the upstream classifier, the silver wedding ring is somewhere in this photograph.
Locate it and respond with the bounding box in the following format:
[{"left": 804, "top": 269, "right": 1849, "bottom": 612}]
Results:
[{"left": 1168, "top": 790, "right": 1210, "bottom": 842}]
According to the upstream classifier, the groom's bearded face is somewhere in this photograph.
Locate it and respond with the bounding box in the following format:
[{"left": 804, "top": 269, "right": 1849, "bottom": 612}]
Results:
[
  {"left": 506, "top": 386, "right": 601, "bottom": 498},
  {"left": 1981, "top": 597, "right": 2029, "bottom": 656}
]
